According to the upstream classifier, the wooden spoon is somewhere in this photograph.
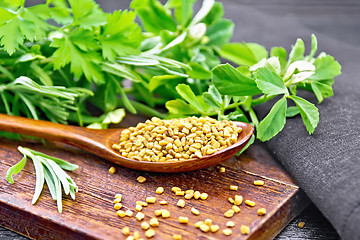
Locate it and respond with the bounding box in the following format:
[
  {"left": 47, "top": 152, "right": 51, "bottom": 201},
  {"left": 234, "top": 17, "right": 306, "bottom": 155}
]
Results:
[{"left": 0, "top": 113, "right": 254, "bottom": 173}]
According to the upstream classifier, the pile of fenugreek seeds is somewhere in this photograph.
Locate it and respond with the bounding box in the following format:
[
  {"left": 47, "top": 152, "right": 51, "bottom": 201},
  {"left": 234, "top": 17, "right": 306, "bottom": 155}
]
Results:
[
  {"left": 110, "top": 175, "right": 267, "bottom": 239},
  {"left": 112, "top": 116, "right": 242, "bottom": 162}
]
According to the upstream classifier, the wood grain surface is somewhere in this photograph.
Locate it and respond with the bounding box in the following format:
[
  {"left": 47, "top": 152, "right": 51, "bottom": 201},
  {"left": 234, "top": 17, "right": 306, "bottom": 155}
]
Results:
[{"left": 0, "top": 115, "right": 308, "bottom": 240}]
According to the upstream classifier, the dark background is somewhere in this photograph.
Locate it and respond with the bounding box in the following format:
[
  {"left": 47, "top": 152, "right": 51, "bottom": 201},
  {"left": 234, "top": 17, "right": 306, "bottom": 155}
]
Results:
[{"left": 2, "top": 0, "right": 360, "bottom": 239}]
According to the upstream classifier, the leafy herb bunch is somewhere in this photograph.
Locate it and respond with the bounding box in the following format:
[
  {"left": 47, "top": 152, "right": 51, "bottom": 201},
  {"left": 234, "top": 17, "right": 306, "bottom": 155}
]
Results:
[{"left": 0, "top": 0, "right": 341, "bottom": 142}]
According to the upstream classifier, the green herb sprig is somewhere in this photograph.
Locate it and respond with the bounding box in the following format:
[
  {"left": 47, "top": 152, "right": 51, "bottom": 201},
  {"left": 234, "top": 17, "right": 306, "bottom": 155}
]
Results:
[{"left": 6, "top": 146, "right": 78, "bottom": 213}]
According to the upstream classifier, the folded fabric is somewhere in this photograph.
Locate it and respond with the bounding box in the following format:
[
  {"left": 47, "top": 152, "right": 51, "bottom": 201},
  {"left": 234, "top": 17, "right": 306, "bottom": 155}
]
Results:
[{"left": 221, "top": 2, "right": 360, "bottom": 239}]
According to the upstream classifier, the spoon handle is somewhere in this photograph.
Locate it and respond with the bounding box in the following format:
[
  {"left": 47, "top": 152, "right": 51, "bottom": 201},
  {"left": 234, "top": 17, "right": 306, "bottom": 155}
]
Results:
[{"left": 0, "top": 113, "right": 100, "bottom": 147}]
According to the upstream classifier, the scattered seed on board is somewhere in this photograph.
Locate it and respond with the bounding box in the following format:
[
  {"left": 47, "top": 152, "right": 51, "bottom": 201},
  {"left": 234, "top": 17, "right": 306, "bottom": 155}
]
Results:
[
  {"left": 185, "top": 192, "right": 194, "bottom": 199},
  {"left": 229, "top": 185, "right": 238, "bottom": 191},
  {"left": 298, "top": 222, "right": 305, "bottom": 229},
  {"left": 122, "top": 227, "right": 130, "bottom": 236},
  {"left": 177, "top": 199, "right": 186, "bottom": 208},
  {"left": 156, "top": 187, "right": 164, "bottom": 194},
  {"left": 162, "top": 209, "right": 171, "bottom": 218},
  {"left": 137, "top": 176, "right": 147, "bottom": 183},
  {"left": 160, "top": 200, "right": 168, "bottom": 205},
  {"left": 145, "top": 229, "right": 155, "bottom": 238},
  {"left": 108, "top": 167, "right": 116, "bottom": 174},
  {"left": 204, "top": 219, "right": 212, "bottom": 226},
  {"left": 116, "top": 210, "right": 126, "bottom": 217},
  {"left": 136, "top": 212, "right": 145, "bottom": 221},
  {"left": 210, "top": 225, "right": 219, "bottom": 233},
  {"left": 172, "top": 187, "right": 181, "bottom": 193},
  {"left": 146, "top": 197, "right": 156, "bottom": 203},
  {"left": 176, "top": 191, "right": 185, "bottom": 196},
  {"left": 200, "top": 193, "right": 208, "bottom": 200},
  {"left": 194, "top": 221, "right": 204, "bottom": 228},
  {"left": 178, "top": 216, "right": 189, "bottom": 224},
  {"left": 149, "top": 218, "right": 159, "bottom": 227},
  {"left": 194, "top": 191, "right": 201, "bottom": 199},
  {"left": 173, "top": 234, "right": 182, "bottom": 240},
  {"left": 191, "top": 207, "right": 200, "bottom": 215},
  {"left": 136, "top": 204, "right": 143, "bottom": 212},
  {"left": 223, "top": 229, "right": 232, "bottom": 236},
  {"left": 141, "top": 222, "right": 150, "bottom": 230},
  {"left": 258, "top": 208, "right": 266, "bottom": 216},
  {"left": 240, "top": 225, "right": 250, "bottom": 235},
  {"left": 115, "top": 193, "right": 122, "bottom": 199},
  {"left": 245, "top": 200, "right": 256, "bottom": 207},
  {"left": 228, "top": 197, "right": 234, "bottom": 204},
  {"left": 219, "top": 167, "right": 225, "bottom": 173},
  {"left": 234, "top": 195, "right": 243, "bottom": 206},
  {"left": 154, "top": 209, "right": 163, "bottom": 216},
  {"left": 224, "top": 209, "right": 235, "bottom": 218},
  {"left": 226, "top": 221, "right": 235, "bottom": 228},
  {"left": 125, "top": 209, "right": 133, "bottom": 217},
  {"left": 254, "top": 180, "right": 264, "bottom": 186},
  {"left": 114, "top": 203, "right": 122, "bottom": 210},
  {"left": 137, "top": 201, "right": 148, "bottom": 207},
  {"left": 199, "top": 224, "right": 210, "bottom": 232},
  {"left": 133, "top": 231, "right": 140, "bottom": 240},
  {"left": 113, "top": 198, "right": 121, "bottom": 204},
  {"left": 232, "top": 205, "right": 240, "bottom": 213}
]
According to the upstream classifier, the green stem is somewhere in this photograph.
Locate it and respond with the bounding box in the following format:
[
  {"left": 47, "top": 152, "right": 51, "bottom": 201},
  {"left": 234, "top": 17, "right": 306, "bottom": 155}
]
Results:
[
  {"left": 251, "top": 95, "right": 276, "bottom": 106},
  {"left": 118, "top": 99, "right": 167, "bottom": 119}
]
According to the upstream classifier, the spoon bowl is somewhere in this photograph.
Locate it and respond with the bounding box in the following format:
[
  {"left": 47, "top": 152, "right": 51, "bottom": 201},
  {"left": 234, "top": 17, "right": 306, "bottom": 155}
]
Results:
[{"left": 0, "top": 113, "right": 254, "bottom": 173}]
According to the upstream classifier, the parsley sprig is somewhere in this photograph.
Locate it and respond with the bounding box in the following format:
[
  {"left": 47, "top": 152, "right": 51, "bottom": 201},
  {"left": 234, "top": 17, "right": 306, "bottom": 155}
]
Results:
[{"left": 6, "top": 146, "right": 78, "bottom": 213}]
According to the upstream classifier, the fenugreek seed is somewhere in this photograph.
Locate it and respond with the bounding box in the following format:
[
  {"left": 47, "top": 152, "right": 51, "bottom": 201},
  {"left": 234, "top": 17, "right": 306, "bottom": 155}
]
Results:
[
  {"left": 136, "top": 204, "right": 143, "bottom": 212},
  {"left": 113, "top": 198, "right": 122, "bottom": 204},
  {"left": 146, "top": 197, "right": 156, "bottom": 203},
  {"left": 240, "top": 225, "right": 250, "bottom": 235},
  {"left": 178, "top": 216, "right": 189, "bottom": 224},
  {"left": 115, "top": 193, "right": 122, "bottom": 199},
  {"left": 145, "top": 229, "right": 155, "bottom": 238},
  {"left": 234, "top": 195, "right": 243, "bottom": 206},
  {"left": 154, "top": 209, "right": 163, "bottom": 216},
  {"left": 126, "top": 235, "right": 134, "bottom": 240},
  {"left": 137, "top": 201, "right": 148, "bottom": 207},
  {"left": 177, "top": 199, "right": 186, "bottom": 208},
  {"left": 194, "top": 191, "right": 201, "bottom": 199},
  {"left": 150, "top": 218, "right": 159, "bottom": 227},
  {"left": 185, "top": 192, "right": 194, "bottom": 199},
  {"left": 175, "top": 191, "right": 185, "bottom": 196},
  {"left": 172, "top": 187, "right": 181, "bottom": 193},
  {"left": 206, "top": 148, "right": 215, "bottom": 155},
  {"left": 254, "top": 180, "right": 265, "bottom": 186},
  {"left": 228, "top": 197, "right": 234, "bottom": 204},
  {"left": 298, "top": 222, "right": 305, "bottom": 229},
  {"left": 199, "top": 224, "right": 210, "bottom": 232},
  {"left": 257, "top": 208, "right": 267, "bottom": 216},
  {"left": 160, "top": 200, "right": 168, "bottom": 205},
  {"left": 204, "top": 219, "right": 212, "bottom": 226},
  {"left": 116, "top": 210, "right": 126, "bottom": 217},
  {"left": 133, "top": 231, "right": 140, "bottom": 240},
  {"left": 223, "top": 229, "right": 232, "bottom": 236},
  {"left": 156, "top": 187, "right": 164, "bottom": 194},
  {"left": 232, "top": 205, "right": 240, "bottom": 213},
  {"left": 161, "top": 209, "right": 170, "bottom": 218},
  {"left": 200, "top": 193, "right": 208, "bottom": 200},
  {"left": 141, "top": 222, "right": 150, "bottom": 230},
  {"left": 125, "top": 209, "right": 133, "bottom": 217},
  {"left": 191, "top": 207, "right": 200, "bottom": 215},
  {"left": 108, "top": 167, "right": 116, "bottom": 174},
  {"left": 185, "top": 189, "right": 194, "bottom": 194},
  {"left": 137, "top": 176, "right": 147, "bottom": 183},
  {"left": 122, "top": 227, "right": 131, "bottom": 236},
  {"left": 136, "top": 212, "right": 145, "bottom": 221},
  {"left": 194, "top": 221, "right": 204, "bottom": 228},
  {"left": 224, "top": 209, "right": 234, "bottom": 218},
  {"left": 210, "top": 224, "right": 220, "bottom": 233},
  {"left": 114, "top": 203, "right": 122, "bottom": 210},
  {"left": 245, "top": 200, "right": 256, "bottom": 207},
  {"left": 226, "top": 221, "right": 235, "bottom": 228},
  {"left": 229, "top": 185, "right": 238, "bottom": 191},
  {"left": 173, "top": 234, "right": 182, "bottom": 240}
]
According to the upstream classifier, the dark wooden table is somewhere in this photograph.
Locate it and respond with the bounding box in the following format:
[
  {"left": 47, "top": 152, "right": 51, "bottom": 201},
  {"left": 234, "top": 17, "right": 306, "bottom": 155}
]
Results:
[{"left": 2, "top": 0, "right": 358, "bottom": 239}]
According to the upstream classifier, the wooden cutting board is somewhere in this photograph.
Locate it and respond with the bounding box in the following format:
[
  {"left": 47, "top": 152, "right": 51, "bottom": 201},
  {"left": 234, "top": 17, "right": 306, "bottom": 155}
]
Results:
[{"left": 0, "top": 115, "right": 308, "bottom": 240}]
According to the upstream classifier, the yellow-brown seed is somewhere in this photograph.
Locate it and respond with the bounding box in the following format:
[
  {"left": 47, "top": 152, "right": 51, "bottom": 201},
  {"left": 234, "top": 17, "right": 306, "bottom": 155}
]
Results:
[
  {"left": 115, "top": 193, "right": 122, "bottom": 199},
  {"left": 149, "top": 218, "right": 159, "bottom": 227},
  {"left": 173, "top": 234, "right": 182, "bottom": 240},
  {"left": 178, "top": 216, "right": 189, "bottom": 224},
  {"left": 254, "top": 180, "right": 264, "bottom": 186},
  {"left": 194, "top": 191, "right": 201, "bottom": 199},
  {"left": 172, "top": 187, "right": 181, "bottom": 193},
  {"left": 257, "top": 208, "right": 266, "bottom": 216},
  {"left": 229, "top": 185, "right": 238, "bottom": 191},
  {"left": 177, "top": 199, "right": 186, "bottom": 208},
  {"left": 125, "top": 209, "right": 133, "bottom": 217},
  {"left": 210, "top": 224, "right": 220, "bottom": 233},
  {"left": 114, "top": 203, "right": 122, "bottom": 210},
  {"left": 240, "top": 225, "right": 250, "bottom": 235},
  {"left": 224, "top": 209, "right": 235, "bottom": 218},
  {"left": 146, "top": 197, "right": 156, "bottom": 203},
  {"left": 160, "top": 200, "right": 168, "bottom": 205},
  {"left": 245, "top": 200, "right": 256, "bottom": 207},
  {"left": 137, "top": 201, "right": 148, "bottom": 207},
  {"left": 136, "top": 212, "right": 145, "bottom": 221},
  {"left": 223, "top": 229, "right": 232, "bottom": 236},
  {"left": 113, "top": 198, "right": 122, "bottom": 204},
  {"left": 154, "top": 209, "right": 163, "bottom": 216},
  {"left": 136, "top": 204, "right": 143, "bottom": 212},
  {"left": 298, "top": 222, "right": 305, "bottom": 229},
  {"left": 122, "top": 227, "right": 130, "bottom": 236},
  {"left": 204, "top": 219, "right": 212, "bottom": 226},
  {"left": 108, "top": 167, "right": 116, "bottom": 174},
  {"left": 234, "top": 195, "right": 243, "bottom": 206},
  {"left": 141, "top": 222, "right": 150, "bottom": 230},
  {"left": 219, "top": 167, "right": 226, "bottom": 173},
  {"left": 194, "top": 221, "right": 204, "bottom": 228},
  {"left": 200, "top": 193, "right": 208, "bottom": 200},
  {"left": 137, "top": 176, "right": 147, "bottom": 183},
  {"left": 232, "top": 205, "right": 240, "bottom": 213},
  {"left": 199, "top": 224, "right": 210, "bottom": 233},
  {"left": 226, "top": 221, "right": 235, "bottom": 228},
  {"left": 175, "top": 191, "right": 185, "bottom": 196},
  {"left": 161, "top": 209, "right": 170, "bottom": 218},
  {"left": 156, "top": 187, "right": 164, "bottom": 194},
  {"left": 133, "top": 231, "right": 140, "bottom": 240},
  {"left": 185, "top": 192, "right": 194, "bottom": 199},
  {"left": 116, "top": 210, "right": 126, "bottom": 217},
  {"left": 145, "top": 229, "right": 155, "bottom": 238},
  {"left": 228, "top": 197, "right": 234, "bottom": 204},
  {"left": 191, "top": 207, "right": 200, "bottom": 215}
]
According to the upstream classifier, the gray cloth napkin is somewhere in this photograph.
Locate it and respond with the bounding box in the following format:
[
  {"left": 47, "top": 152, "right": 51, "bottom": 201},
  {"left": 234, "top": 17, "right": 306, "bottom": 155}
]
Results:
[{"left": 221, "top": 2, "right": 360, "bottom": 240}]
